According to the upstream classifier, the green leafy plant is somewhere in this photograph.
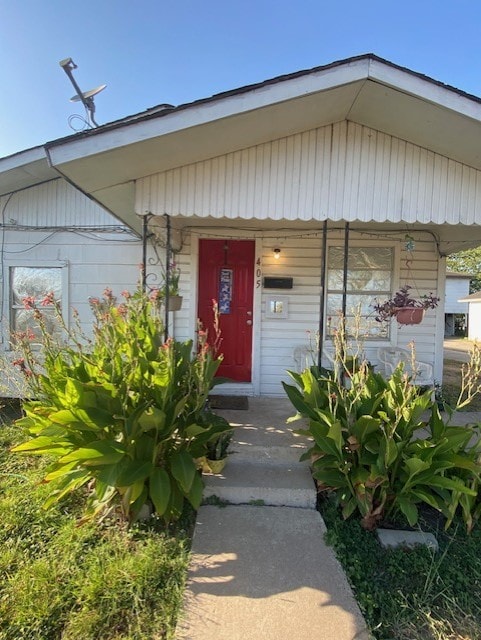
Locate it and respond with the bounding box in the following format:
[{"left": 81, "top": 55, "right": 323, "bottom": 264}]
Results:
[
  {"left": 205, "top": 431, "right": 233, "bottom": 461},
  {"left": 11, "top": 286, "right": 231, "bottom": 524},
  {"left": 372, "top": 285, "right": 440, "bottom": 323},
  {"left": 283, "top": 325, "right": 481, "bottom": 531}
]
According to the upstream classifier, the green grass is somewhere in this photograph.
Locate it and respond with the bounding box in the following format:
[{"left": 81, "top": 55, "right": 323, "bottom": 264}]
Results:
[
  {"left": 0, "top": 416, "right": 193, "bottom": 640},
  {"left": 319, "top": 497, "right": 481, "bottom": 640}
]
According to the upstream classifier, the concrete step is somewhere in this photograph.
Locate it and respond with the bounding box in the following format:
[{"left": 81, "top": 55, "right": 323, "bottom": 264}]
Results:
[
  {"left": 228, "top": 442, "right": 308, "bottom": 465},
  {"left": 202, "top": 458, "right": 316, "bottom": 509}
]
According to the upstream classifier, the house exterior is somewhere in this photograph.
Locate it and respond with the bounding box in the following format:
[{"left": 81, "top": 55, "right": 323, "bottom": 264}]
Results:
[
  {"left": 459, "top": 292, "right": 481, "bottom": 341},
  {"left": 3, "top": 54, "right": 481, "bottom": 396},
  {"left": 445, "top": 272, "right": 470, "bottom": 336}
]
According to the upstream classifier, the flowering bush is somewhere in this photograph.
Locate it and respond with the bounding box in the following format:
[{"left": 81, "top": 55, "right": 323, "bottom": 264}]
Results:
[
  {"left": 372, "top": 285, "right": 440, "bottom": 323},
  {"left": 12, "top": 285, "right": 230, "bottom": 524}
]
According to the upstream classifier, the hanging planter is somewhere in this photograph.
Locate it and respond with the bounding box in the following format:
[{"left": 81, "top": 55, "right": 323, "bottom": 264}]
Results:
[
  {"left": 372, "top": 286, "right": 439, "bottom": 325},
  {"left": 393, "top": 307, "right": 424, "bottom": 325},
  {"left": 167, "top": 295, "right": 183, "bottom": 311}
]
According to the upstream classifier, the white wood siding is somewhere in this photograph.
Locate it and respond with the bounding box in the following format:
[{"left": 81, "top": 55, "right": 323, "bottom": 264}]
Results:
[
  {"left": 0, "top": 180, "right": 119, "bottom": 227},
  {"left": 445, "top": 277, "right": 470, "bottom": 314},
  {"left": 174, "top": 228, "right": 440, "bottom": 396},
  {"left": 468, "top": 303, "right": 481, "bottom": 341},
  {"left": 136, "top": 121, "right": 481, "bottom": 225}
]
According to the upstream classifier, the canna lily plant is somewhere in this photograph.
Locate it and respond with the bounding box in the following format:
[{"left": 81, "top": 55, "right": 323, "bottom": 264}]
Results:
[{"left": 11, "top": 285, "right": 231, "bottom": 524}]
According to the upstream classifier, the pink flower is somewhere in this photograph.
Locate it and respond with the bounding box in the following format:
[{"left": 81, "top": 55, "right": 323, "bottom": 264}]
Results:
[
  {"left": 22, "top": 296, "right": 36, "bottom": 310},
  {"left": 149, "top": 289, "right": 161, "bottom": 301},
  {"left": 89, "top": 297, "right": 100, "bottom": 306},
  {"left": 120, "top": 290, "right": 131, "bottom": 299},
  {"left": 103, "top": 287, "right": 114, "bottom": 300},
  {"left": 40, "top": 292, "right": 55, "bottom": 306}
]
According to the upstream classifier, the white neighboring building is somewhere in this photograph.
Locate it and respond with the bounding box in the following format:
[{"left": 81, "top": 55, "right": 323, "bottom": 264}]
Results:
[
  {"left": 445, "top": 272, "right": 470, "bottom": 336},
  {"left": 459, "top": 292, "right": 481, "bottom": 341}
]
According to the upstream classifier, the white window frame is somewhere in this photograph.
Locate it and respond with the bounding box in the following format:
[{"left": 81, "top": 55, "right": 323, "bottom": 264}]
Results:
[
  {"left": 3, "top": 260, "right": 69, "bottom": 349},
  {"left": 325, "top": 240, "right": 399, "bottom": 344}
]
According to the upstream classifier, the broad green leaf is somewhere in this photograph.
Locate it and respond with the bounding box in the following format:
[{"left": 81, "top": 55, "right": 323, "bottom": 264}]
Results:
[
  {"left": 138, "top": 406, "right": 166, "bottom": 432},
  {"left": 43, "top": 469, "right": 90, "bottom": 509},
  {"left": 428, "top": 476, "right": 477, "bottom": 495},
  {"left": 117, "top": 460, "right": 153, "bottom": 486},
  {"left": 404, "top": 457, "right": 430, "bottom": 479},
  {"left": 185, "top": 423, "right": 209, "bottom": 438},
  {"left": 341, "top": 497, "right": 358, "bottom": 520},
  {"left": 150, "top": 467, "right": 171, "bottom": 515},
  {"left": 12, "top": 436, "right": 71, "bottom": 455},
  {"left": 59, "top": 440, "right": 126, "bottom": 466},
  {"left": 351, "top": 415, "right": 381, "bottom": 443},
  {"left": 385, "top": 438, "right": 399, "bottom": 467},
  {"left": 44, "top": 460, "right": 78, "bottom": 481},
  {"left": 397, "top": 497, "right": 419, "bottom": 526},
  {"left": 312, "top": 469, "right": 346, "bottom": 487},
  {"left": 170, "top": 450, "right": 196, "bottom": 493},
  {"left": 187, "top": 471, "right": 204, "bottom": 509}
]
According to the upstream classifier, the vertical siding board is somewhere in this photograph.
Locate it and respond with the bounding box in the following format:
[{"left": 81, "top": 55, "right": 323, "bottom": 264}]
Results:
[
  {"left": 136, "top": 122, "right": 481, "bottom": 226},
  {"left": 247, "top": 146, "right": 257, "bottom": 218},
  {"left": 224, "top": 153, "right": 234, "bottom": 217}
]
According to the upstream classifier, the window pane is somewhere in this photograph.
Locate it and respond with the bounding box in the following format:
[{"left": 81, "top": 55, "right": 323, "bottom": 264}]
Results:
[
  {"left": 326, "top": 314, "right": 389, "bottom": 339},
  {"left": 11, "top": 267, "right": 62, "bottom": 305},
  {"left": 13, "top": 309, "right": 62, "bottom": 342},
  {"left": 326, "top": 246, "right": 393, "bottom": 340},
  {"left": 328, "top": 269, "right": 392, "bottom": 291},
  {"left": 328, "top": 247, "right": 393, "bottom": 270},
  {"left": 327, "top": 294, "right": 377, "bottom": 317}
]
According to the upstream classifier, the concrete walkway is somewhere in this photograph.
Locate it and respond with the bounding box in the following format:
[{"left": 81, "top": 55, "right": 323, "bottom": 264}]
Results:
[{"left": 177, "top": 398, "right": 370, "bottom": 640}]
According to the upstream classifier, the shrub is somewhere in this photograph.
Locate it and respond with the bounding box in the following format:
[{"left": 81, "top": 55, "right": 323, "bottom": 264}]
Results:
[
  {"left": 11, "top": 286, "right": 231, "bottom": 524},
  {"left": 283, "top": 342, "right": 481, "bottom": 531}
]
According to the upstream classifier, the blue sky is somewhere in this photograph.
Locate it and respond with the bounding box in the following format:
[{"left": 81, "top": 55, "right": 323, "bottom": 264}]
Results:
[{"left": 1, "top": 0, "right": 481, "bottom": 158}]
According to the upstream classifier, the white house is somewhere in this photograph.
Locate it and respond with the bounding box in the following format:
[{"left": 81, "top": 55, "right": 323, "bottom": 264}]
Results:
[
  {"left": 445, "top": 272, "right": 470, "bottom": 336},
  {"left": 3, "top": 54, "right": 481, "bottom": 396},
  {"left": 459, "top": 292, "right": 481, "bottom": 341}
]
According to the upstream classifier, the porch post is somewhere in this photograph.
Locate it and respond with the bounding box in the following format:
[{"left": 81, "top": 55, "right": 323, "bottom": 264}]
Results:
[
  {"left": 141, "top": 214, "right": 150, "bottom": 292},
  {"left": 342, "top": 222, "right": 350, "bottom": 319},
  {"left": 164, "top": 213, "right": 171, "bottom": 342},
  {"left": 317, "top": 220, "right": 328, "bottom": 369}
]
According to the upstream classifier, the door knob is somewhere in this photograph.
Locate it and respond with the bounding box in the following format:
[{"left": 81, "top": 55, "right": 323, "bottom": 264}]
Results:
[{"left": 246, "top": 320, "right": 252, "bottom": 325}]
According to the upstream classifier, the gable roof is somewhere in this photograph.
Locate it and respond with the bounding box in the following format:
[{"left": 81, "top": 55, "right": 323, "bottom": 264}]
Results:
[{"left": 4, "top": 53, "right": 481, "bottom": 237}]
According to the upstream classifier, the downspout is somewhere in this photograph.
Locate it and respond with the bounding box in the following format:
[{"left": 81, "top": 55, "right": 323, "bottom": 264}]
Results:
[{"left": 317, "top": 220, "right": 328, "bottom": 369}]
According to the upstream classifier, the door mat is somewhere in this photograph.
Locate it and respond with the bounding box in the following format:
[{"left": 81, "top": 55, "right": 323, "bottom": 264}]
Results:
[{"left": 208, "top": 395, "right": 249, "bottom": 410}]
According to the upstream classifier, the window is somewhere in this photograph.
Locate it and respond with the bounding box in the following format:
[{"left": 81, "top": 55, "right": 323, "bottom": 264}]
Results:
[
  {"left": 10, "top": 266, "right": 63, "bottom": 343},
  {"left": 326, "top": 246, "right": 393, "bottom": 339}
]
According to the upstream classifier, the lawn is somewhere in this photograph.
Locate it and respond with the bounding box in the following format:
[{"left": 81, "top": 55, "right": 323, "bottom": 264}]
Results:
[{"left": 0, "top": 405, "right": 193, "bottom": 640}]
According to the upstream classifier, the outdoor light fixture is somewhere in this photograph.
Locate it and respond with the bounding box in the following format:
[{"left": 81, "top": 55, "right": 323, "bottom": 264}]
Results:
[{"left": 273, "top": 248, "right": 281, "bottom": 260}]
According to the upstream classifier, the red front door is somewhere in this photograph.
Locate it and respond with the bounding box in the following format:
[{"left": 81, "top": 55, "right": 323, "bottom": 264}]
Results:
[{"left": 198, "top": 239, "right": 255, "bottom": 382}]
